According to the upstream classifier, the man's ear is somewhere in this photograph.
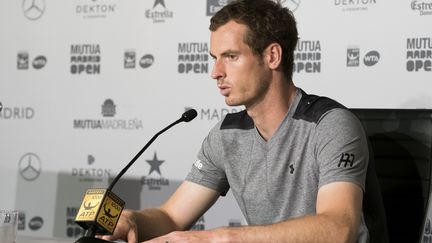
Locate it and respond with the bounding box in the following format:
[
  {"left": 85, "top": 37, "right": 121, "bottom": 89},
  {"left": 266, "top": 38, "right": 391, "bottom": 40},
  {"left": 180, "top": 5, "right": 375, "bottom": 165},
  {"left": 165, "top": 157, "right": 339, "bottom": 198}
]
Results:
[{"left": 265, "top": 43, "right": 283, "bottom": 70}]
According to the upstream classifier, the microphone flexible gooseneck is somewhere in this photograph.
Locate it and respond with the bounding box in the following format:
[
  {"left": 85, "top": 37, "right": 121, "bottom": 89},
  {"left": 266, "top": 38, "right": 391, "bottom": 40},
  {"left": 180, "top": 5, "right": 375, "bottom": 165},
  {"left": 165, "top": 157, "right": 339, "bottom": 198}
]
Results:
[
  {"left": 75, "top": 109, "right": 197, "bottom": 243},
  {"left": 108, "top": 108, "right": 197, "bottom": 191}
]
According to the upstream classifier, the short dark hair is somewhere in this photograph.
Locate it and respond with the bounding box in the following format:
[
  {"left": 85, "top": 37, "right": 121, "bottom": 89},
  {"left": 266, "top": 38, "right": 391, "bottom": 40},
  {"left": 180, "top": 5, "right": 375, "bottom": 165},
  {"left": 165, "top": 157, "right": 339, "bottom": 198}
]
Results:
[{"left": 210, "top": 0, "right": 299, "bottom": 81}]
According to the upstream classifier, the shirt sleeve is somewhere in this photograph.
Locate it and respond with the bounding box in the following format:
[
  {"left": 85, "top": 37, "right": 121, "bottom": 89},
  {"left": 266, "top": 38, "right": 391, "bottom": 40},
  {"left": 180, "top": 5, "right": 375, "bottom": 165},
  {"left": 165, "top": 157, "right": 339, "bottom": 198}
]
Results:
[
  {"left": 314, "top": 108, "right": 369, "bottom": 192},
  {"left": 185, "top": 125, "right": 230, "bottom": 196}
]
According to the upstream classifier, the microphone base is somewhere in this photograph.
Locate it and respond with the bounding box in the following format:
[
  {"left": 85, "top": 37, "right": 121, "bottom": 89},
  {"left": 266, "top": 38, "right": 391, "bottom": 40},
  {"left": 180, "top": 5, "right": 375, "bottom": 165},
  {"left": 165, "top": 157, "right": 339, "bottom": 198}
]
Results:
[{"left": 75, "top": 236, "right": 115, "bottom": 243}]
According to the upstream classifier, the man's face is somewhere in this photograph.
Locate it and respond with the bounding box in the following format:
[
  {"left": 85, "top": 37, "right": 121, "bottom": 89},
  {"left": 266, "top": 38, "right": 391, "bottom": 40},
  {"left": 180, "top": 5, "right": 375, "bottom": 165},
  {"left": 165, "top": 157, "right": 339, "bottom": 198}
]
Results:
[{"left": 210, "top": 20, "right": 271, "bottom": 108}]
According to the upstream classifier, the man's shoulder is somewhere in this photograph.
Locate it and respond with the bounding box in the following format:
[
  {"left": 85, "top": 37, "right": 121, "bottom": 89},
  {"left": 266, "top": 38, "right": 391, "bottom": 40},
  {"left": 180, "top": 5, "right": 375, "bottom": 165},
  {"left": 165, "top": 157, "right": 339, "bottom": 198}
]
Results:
[
  {"left": 293, "top": 90, "right": 347, "bottom": 124},
  {"left": 220, "top": 110, "right": 254, "bottom": 130}
]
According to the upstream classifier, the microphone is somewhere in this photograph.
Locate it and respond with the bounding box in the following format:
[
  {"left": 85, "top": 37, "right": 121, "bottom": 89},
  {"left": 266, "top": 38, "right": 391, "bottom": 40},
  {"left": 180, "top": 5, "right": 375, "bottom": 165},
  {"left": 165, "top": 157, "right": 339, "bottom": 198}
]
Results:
[
  {"left": 74, "top": 109, "right": 197, "bottom": 243},
  {"left": 0, "top": 101, "right": 3, "bottom": 112}
]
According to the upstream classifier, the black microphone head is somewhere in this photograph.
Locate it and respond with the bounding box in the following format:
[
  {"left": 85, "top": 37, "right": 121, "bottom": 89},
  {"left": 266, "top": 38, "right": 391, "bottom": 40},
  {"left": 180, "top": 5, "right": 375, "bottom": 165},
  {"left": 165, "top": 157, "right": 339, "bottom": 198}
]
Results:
[{"left": 181, "top": 109, "right": 197, "bottom": 122}]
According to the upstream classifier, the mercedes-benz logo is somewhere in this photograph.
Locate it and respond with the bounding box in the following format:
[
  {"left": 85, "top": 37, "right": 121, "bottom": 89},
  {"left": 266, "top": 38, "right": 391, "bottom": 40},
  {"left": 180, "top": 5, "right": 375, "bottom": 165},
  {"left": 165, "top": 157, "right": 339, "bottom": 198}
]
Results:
[
  {"left": 22, "top": 0, "right": 45, "bottom": 20},
  {"left": 279, "top": 0, "right": 301, "bottom": 12},
  {"left": 19, "top": 153, "right": 42, "bottom": 181}
]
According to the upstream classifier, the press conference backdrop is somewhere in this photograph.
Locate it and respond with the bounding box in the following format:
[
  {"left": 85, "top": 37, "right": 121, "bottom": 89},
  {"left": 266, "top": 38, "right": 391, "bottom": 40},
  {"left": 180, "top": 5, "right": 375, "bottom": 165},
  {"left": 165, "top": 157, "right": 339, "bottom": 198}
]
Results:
[{"left": 0, "top": 0, "right": 431, "bottom": 240}]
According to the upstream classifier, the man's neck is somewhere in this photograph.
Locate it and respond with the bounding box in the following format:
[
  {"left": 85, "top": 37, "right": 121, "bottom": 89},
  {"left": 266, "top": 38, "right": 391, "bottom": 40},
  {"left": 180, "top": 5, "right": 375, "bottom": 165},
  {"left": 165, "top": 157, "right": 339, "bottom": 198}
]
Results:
[{"left": 247, "top": 82, "right": 297, "bottom": 141}]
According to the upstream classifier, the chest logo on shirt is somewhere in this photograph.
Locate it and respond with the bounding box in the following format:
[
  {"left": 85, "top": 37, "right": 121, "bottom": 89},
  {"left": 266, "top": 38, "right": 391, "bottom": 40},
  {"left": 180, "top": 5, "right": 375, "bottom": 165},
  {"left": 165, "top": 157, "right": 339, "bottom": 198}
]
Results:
[
  {"left": 289, "top": 164, "right": 295, "bottom": 174},
  {"left": 338, "top": 153, "right": 355, "bottom": 168}
]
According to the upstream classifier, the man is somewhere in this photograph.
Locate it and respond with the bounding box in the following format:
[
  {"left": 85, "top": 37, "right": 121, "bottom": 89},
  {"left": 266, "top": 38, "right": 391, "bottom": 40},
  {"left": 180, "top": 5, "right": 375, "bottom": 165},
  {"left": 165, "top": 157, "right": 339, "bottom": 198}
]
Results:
[{"left": 102, "top": 0, "right": 371, "bottom": 242}]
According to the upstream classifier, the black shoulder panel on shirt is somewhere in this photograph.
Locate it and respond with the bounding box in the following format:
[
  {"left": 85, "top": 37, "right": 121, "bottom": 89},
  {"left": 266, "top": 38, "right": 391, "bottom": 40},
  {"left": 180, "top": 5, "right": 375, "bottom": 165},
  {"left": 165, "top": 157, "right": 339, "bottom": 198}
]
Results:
[
  {"left": 293, "top": 89, "right": 347, "bottom": 123},
  {"left": 221, "top": 110, "right": 254, "bottom": 130}
]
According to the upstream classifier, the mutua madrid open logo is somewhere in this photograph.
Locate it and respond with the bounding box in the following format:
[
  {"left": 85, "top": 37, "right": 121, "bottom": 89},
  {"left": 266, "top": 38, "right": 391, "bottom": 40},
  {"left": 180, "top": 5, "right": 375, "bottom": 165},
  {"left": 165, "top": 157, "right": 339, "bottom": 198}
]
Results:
[
  {"left": 141, "top": 152, "right": 169, "bottom": 190},
  {"left": 145, "top": 0, "right": 173, "bottom": 23},
  {"left": 178, "top": 42, "right": 209, "bottom": 74},
  {"left": 406, "top": 37, "right": 432, "bottom": 72},
  {"left": 294, "top": 40, "right": 321, "bottom": 73},
  {"left": 70, "top": 44, "right": 101, "bottom": 75},
  {"left": 73, "top": 99, "right": 144, "bottom": 130}
]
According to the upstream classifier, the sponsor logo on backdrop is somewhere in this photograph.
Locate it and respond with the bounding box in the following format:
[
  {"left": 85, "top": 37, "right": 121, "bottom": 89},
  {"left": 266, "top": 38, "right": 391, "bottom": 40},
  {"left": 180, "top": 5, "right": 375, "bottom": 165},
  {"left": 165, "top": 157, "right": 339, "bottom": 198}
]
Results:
[
  {"left": 406, "top": 37, "right": 432, "bottom": 72},
  {"left": 178, "top": 42, "right": 209, "bottom": 74},
  {"left": 18, "top": 212, "right": 26, "bottom": 231},
  {"left": 411, "top": 1, "right": 432, "bottom": 16},
  {"left": 347, "top": 47, "right": 380, "bottom": 67},
  {"left": 124, "top": 50, "right": 155, "bottom": 69},
  {"left": 206, "top": 0, "right": 232, "bottom": 16},
  {"left": 141, "top": 152, "right": 169, "bottom": 190},
  {"left": 293, "top": 40, "right": 321, "bottom": 73},
  {"left": 19, "top": 153, "right": 42, "bottom": 181},
  {"left": 145, "top": 0, "right": 173, "bottom": 23},
  {"left": 191, "top": 216, "right": 205, "bottom": 230},
  {"left": 363, "top": 50, "right": 380, "bottom": 66},
  {"left": 334, "top": 0, "right": 376, "bottom": 12},
  {"left": 347, "top": 47, "right": 360, "bottom": 67},
  {"left": 17, "top": 52, "right": 29, "bottom": 69},
  {"left": 279, "top": 0, "right": 301, "bottom": 12},
  {"left": 185, "top": 106, "right": 242, "bottom": 121},
  {"left": 22, "top": 0, "right": 45, "bottom": 20},
  {"left": 0, "top": 105, "right": 35, "bottom": 120},
  {"left": 70, "top": 44, "right": 101, "bottom": 75},
  {"left": 66, "top": 207, "right": 84, "bottom": 238},
  {"left": 73, "top": 99, "right": 144, "bottom": 130},
  {"left": 71, "top": 155, "right": 112, "bottom": 182},
  {"left": 75, "top": 0, "right": 116, "bottom": 19},
  {"left": 28, "top": 216, "right": 43, "bottom": 231},
  {"left": 124, "top": 50, "right": 136, "bottom": 69},
  {"left": 17, "top": 52, "right": 47, "bottom": 70}
]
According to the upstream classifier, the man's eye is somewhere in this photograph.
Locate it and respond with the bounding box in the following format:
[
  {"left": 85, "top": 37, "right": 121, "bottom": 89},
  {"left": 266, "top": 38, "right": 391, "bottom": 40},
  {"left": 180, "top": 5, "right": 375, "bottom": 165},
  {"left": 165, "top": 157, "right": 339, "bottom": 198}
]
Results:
[{"left": 227, "top": 55, "right": 237, "bottom": 60}]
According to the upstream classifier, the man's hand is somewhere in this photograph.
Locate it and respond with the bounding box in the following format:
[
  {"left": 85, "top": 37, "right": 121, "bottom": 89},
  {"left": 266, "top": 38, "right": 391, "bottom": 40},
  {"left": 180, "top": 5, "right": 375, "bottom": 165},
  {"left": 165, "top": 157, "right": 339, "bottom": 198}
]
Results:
[{"left": 98, "top": 210, "right": 139, "bottom": 243}]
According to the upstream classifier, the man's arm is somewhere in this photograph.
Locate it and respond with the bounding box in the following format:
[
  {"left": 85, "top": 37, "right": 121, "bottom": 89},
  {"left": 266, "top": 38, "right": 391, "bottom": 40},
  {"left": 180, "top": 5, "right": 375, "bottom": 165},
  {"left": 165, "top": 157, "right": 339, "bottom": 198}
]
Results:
[
  {"left": 145, "top": 181, "right": 363, "bottom": 243},
  {"left": 101, "top": 180, "right": 220, "bottom": 242}
]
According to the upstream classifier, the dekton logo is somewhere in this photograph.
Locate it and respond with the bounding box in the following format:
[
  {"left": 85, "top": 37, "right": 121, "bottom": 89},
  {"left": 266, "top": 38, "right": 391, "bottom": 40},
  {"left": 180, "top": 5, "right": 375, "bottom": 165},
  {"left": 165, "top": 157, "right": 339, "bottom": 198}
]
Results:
[
  {"left": 334, "top": 0, "right": 377, "bottom": 11},
  {"left": 75, "top": 0, "right": 116, "bottom": 19}
]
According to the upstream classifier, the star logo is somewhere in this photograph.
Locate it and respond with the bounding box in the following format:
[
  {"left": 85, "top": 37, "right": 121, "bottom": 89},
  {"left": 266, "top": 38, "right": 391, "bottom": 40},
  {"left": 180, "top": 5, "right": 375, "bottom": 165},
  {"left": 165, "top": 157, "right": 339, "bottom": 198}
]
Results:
[
  {"left": 153, "top": 0, "right": 166, "bottom": 8},
  {"left": 146, "top": 152, "right": 164, "bottom": 175}
]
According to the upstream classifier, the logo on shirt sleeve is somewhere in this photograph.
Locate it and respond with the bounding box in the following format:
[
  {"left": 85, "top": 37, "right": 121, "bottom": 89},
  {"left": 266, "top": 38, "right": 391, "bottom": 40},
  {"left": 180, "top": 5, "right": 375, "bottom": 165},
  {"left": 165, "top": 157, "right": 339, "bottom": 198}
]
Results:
[
  {"left": 194, "top": 160, "right": 203, "bottom": 170},
  {"left": 338, "top": 153, "right": 355, "bottom": 168}
]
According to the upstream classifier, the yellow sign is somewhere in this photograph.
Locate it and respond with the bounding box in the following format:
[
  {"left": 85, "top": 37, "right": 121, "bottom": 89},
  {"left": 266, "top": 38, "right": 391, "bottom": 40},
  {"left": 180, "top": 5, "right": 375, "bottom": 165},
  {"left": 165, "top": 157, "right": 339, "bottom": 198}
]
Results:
[
  {"left": 75, "top": 189, "right": 105, "bottom": 222},
  {"left": 96, "top": 192, "right": 123, "bottom": 233}
]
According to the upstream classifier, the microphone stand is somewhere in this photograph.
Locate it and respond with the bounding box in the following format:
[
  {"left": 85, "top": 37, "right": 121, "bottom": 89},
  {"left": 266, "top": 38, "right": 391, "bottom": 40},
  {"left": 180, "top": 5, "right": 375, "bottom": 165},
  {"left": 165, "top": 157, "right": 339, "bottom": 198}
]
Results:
[{"left": 75, "top": 109, "right": 197, "bottom": 243}]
